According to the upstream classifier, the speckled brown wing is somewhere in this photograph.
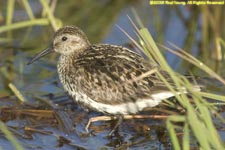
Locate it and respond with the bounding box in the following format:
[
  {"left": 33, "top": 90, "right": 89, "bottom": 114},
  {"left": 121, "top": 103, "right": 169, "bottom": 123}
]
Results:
[{"left": 73, "top": 44, "right": 174, "bottom": 105}]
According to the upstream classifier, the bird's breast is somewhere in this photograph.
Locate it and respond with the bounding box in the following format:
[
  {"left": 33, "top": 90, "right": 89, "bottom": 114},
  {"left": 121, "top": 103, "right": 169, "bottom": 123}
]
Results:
[{"left": 57, "top": 56, "right": 79, "bottom": 96}]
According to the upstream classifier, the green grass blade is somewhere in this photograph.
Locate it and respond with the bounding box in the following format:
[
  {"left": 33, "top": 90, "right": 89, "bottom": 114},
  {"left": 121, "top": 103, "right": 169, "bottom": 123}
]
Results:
[
  {"left": 166, "top": 116, "right": 185, "bottom": 150},
  {"left": 166, "top": 120, "right": 180, "bottom": 150},
  {"left": 0, "top": 18, "right": 49, "bottom": 33},
  {"left": 182, "top": 122, "right": 190, "bottom": 150},
  {"left": 8, "top": 83, "right": 27, "bottom": 102},
  {"left": 199, "top": 92, "right": 225, "bottom": 102},
  {"left": 6, "top": 0, "right": 15, "bottom": 25},
  {"left": 186, "top": 106, "right": 211, "bottom": 149},
  {"left": 0, "top": 121, "right": 24, "bottom": 150},
  {"left": 39, "top": 0, "right": 61, "bottom": 31},
  {"left": 21, "top": 0, "right": 35, "bottom": 20}
]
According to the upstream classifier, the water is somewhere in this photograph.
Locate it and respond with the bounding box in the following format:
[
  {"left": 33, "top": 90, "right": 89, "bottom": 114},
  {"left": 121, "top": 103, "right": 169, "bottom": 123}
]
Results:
[{"left": 0, "top": 1, "right": 224, "bottom": 150}]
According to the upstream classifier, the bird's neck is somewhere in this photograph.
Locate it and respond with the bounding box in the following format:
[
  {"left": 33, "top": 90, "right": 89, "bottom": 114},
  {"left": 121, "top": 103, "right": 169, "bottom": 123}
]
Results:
[
  {"left": 57, "top": 54, "right": 75, "bottom": 87},
  {"left": 58, "top": 54, "right": 73, "bottom": 68}
]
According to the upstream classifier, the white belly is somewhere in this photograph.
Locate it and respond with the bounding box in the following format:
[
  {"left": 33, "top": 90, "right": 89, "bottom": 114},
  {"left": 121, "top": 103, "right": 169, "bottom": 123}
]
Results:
[{"left": 67, "top": 89, "right": 175, "bottom": 115}]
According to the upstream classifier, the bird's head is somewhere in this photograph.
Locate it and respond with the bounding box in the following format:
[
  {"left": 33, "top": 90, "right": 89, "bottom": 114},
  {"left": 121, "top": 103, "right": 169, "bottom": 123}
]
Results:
[{"left": 27, "top": 26, "right": 90, "bottom": 65}]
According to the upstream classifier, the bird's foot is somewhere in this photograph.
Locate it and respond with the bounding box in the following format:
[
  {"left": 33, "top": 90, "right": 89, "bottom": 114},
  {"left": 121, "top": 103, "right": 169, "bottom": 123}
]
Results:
[
  {"left": 108, "top": 115, "right": 124, "bottom": 136},
  {"left": 85, "top": 114, "right": 168, "bottom": 135},
  {"left": 85, "top": 115, "right": 117, "bottom": 133},
  {"left": 85, "top": 115, "right": 123, "bottom": 136}
]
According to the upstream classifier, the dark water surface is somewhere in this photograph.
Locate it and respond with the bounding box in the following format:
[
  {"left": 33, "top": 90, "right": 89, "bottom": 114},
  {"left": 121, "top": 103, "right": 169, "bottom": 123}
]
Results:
[{"left": 0, "top": 1, "right": 225, "bottom": 150}]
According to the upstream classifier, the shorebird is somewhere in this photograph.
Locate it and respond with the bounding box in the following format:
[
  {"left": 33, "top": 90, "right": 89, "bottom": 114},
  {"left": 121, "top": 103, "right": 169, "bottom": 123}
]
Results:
[{"left": 27, "top": 26, "right": 200, "bottom": 135}]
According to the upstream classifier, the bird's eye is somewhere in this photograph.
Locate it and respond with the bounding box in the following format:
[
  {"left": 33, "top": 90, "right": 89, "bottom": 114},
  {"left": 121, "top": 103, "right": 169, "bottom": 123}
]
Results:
[{"left": 62, "top": 36, "right": 67, "bottom": 41}]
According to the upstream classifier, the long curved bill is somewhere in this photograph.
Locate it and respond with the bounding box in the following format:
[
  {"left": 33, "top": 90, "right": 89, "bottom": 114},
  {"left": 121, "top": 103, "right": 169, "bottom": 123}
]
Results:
[{"left": 27, "top": 47, "right": 54, "bottom": 65}]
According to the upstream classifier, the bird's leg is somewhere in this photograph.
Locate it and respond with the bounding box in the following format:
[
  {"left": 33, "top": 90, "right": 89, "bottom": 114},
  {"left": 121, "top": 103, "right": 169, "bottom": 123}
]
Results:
[
  {"left": 85, "top": 116, "right": 116, "bottom": 133},
  {"left": 108, "top": 115, "right": 124, "bottom": 136},
  {"left": 85, "top": 115, "right": 124, "bottom": 135},
  {"left": 85, "top": 114, "right": 168, "bottom": 134}
]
